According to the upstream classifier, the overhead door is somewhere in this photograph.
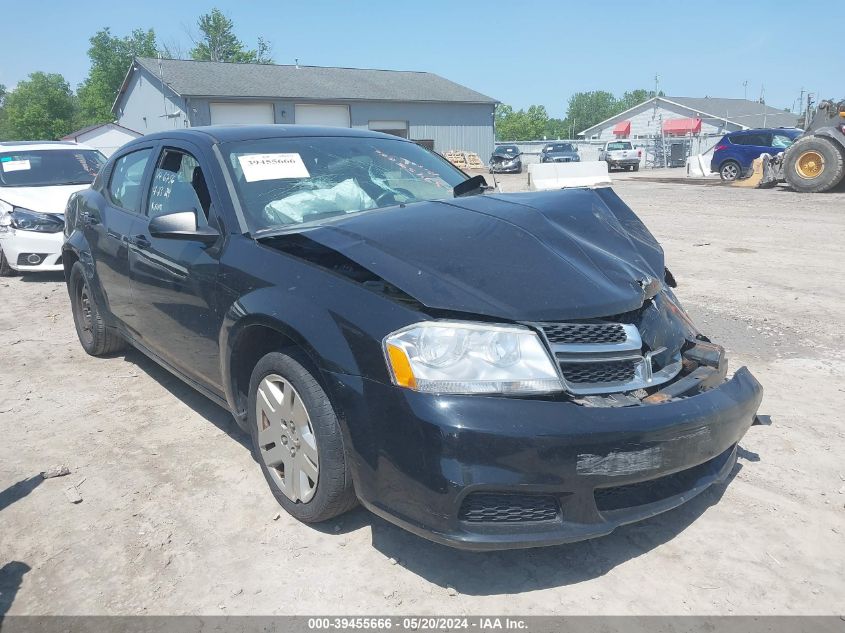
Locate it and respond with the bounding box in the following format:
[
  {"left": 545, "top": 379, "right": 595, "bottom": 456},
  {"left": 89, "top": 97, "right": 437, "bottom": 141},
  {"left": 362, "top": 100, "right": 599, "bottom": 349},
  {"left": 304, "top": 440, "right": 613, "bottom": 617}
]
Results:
[
  {"left": 368, "top": 120, "right": 408, "bottom": 138},
  {"left": 294, "top": 104, "right": 351, "bottom": 128},
  {"left": 209, "top": 102, "right": 275, "bottom": 125}
]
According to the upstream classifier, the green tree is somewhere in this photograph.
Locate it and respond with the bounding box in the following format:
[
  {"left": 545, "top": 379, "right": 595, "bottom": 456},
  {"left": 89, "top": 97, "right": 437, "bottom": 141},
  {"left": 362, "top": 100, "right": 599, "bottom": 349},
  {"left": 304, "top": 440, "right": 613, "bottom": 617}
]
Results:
[
  {"left": 190, "top": 8, "right": 273, "bottom": 63},
  {"left": 565, "top": 91, "right": 619, "bottom": 137},
  {"left": 495, "top": 104, "right": 551, "bottom": 141},
  {"left": 77, "top": 27, "right": 159, "bottom": 126},
  {"left": 3, "top": 72, "right": 76, "bottom": 140}
]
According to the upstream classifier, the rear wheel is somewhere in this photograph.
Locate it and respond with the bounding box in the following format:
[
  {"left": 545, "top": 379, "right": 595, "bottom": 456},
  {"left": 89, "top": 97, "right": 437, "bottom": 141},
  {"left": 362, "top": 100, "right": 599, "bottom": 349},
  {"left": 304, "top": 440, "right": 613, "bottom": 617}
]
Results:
[
  {"left": 719, "top": 160, "right": 741, "bottom": 182},
  {"left": 784, "top": 136, "right": 845, "bottom": 193},
  {"left": 69, "top": 262, "right": 126, "bottom": 356},
  {"left": 248, "top": 351, "right": 357, "bottom": 523},
  {"left": 0, "top": 246, "right": 16, "bottom": 277}
]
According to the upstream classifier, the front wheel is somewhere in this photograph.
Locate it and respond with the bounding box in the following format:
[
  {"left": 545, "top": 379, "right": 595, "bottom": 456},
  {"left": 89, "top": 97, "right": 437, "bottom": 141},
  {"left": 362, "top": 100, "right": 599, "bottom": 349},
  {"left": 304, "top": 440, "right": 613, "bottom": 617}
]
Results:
[
  {"left": 784, "top": 136, "right": 845, "bottom": 193},
  {"left": 632, "top": 164, "right": 640, "bottom": 172},
  {"left": 248, "top": 351, "right": 357, "bottom": 523},
  {"left": 69, "top": 262, "right": 126, "bottom": 356}
]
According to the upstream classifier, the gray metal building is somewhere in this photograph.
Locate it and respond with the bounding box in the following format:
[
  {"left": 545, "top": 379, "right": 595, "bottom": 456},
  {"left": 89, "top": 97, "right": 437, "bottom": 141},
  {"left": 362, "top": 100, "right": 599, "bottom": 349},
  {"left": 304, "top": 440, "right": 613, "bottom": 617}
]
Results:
[
  {"left": 113, "top": 57, "right": 497, "bottom": 157},
  {"left": 580, "top": 96, "right": 801, "bottom": 142}
]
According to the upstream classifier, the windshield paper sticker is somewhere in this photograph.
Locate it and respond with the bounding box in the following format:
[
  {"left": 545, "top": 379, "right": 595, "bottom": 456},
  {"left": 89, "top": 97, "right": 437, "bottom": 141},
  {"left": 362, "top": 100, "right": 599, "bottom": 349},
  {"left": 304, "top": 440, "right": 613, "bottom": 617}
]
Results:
[
  {"left": 238, "top": 153, "right": 310, "bottom": 182},
  {"left": 1, "top": 159, "right": 31, "bottom": 172}
]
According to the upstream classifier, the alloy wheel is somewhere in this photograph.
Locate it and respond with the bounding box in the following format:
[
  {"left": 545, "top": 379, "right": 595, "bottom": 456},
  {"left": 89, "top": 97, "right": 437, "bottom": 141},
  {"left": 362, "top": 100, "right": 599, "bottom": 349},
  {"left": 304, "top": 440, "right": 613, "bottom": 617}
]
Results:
[
  {"left": 77, "top": 283, "right": 95, "bottom": 346},
  {"left": 255, "top": 374, "right": 319, "bottom": 503},
  {"left": 721, "top": 163, "right": 739, "bottom": 181}
]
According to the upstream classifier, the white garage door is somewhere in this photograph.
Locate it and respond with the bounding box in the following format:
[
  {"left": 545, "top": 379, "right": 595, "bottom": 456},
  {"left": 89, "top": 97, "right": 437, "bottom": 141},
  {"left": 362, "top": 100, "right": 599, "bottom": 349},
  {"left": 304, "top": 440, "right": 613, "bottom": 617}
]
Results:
[
  {"left": 295, "top": 104, "right": 351, "bottom": 128},
  {"left": 209, "top": 102, "right": 275, "bottom": 125}
]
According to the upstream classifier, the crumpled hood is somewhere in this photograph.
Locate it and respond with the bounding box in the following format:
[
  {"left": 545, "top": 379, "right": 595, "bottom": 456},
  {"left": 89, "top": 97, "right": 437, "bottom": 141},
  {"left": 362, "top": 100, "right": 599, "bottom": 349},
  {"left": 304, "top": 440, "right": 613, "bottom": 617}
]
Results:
[
  {"left": 0, "top": 184, "right": 89, "bottom": 214},
  {"left": 292, "top": 187, "right": 665, "bottom": 321},
  {"left": 491, "top": 152, "right": 520, "bottom": 161}
]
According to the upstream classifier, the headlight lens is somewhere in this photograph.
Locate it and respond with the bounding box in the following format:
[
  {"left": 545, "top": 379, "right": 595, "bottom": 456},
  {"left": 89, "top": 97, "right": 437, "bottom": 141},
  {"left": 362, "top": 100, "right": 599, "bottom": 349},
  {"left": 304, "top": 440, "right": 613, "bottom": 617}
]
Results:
[
  {"left": 384, "top": 321, "right": 562, "bottom": 394},
  {"left": 10, "top": 207, "right": 64, "bottom": 233}
]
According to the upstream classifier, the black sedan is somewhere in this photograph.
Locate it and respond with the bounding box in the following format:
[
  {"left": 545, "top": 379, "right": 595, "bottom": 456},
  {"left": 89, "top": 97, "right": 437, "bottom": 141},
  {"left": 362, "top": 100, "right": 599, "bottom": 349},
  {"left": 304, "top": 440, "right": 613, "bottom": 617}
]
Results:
[
  {"left": 63, "top": 126, "right": 764, "bottom": 550},
  {"left": 540, "top": 142, "right": 580, "bottom": 163},
  {"left": 489, "top": 144, "right": 522, "bottom": 173}
]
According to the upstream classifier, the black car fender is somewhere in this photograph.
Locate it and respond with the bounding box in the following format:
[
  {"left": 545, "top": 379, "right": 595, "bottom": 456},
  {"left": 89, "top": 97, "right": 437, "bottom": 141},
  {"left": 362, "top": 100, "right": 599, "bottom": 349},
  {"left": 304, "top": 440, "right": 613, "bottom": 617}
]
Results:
[
  {"left": 219, "top": 282, "right": 415, "bottom": 421},
  {"left": 62, "top": 212, "right": 113, "bottom": 326}
]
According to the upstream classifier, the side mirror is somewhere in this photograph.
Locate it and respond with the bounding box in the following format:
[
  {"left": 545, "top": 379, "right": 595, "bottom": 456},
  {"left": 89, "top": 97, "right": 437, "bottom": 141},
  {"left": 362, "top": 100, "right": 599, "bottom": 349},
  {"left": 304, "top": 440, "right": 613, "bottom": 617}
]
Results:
[{"left": 148, "top": 210, "right": 219, "bottom": 245}]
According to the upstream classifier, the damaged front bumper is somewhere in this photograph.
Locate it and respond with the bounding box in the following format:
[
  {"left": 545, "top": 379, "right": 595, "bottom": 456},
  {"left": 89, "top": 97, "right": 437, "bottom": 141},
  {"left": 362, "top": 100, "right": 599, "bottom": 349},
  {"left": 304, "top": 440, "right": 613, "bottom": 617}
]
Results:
[
  {"left": 327, "top": 366, "right": 763, "bottom": 550},
  {"left": 489, "top": 161, "right": 522, "bottom": 173}
]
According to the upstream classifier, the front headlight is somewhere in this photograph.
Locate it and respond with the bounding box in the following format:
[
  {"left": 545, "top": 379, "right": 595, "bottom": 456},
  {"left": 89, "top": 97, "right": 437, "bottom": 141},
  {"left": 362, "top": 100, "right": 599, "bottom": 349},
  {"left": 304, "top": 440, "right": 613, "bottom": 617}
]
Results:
[
  {"left": 9, "top": 207, "right": 64, "bottom": 233},
  {"left": 383, "top": 321, "right": 562, "bottom": 395}
]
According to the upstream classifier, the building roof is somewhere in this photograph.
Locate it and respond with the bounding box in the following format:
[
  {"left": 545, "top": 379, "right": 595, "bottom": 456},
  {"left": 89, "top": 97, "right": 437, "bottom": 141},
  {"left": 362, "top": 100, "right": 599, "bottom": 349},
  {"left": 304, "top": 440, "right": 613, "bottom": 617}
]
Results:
[
  {"left": 126, "top": 57, "right": 497, "bottom": 105},
  {"left": 579, "top": 96, "right": 801, "bottom": 136},
  {"left": 62, "top": 122, "right": 140, "bottom": 140}
]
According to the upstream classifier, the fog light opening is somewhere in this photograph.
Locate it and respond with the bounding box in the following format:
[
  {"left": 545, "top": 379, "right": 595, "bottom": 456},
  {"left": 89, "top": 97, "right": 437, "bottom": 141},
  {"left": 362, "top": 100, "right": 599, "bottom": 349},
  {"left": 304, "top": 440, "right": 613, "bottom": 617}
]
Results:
[{"left": 26, "top": 253, "right": 43, "bottom": 265}]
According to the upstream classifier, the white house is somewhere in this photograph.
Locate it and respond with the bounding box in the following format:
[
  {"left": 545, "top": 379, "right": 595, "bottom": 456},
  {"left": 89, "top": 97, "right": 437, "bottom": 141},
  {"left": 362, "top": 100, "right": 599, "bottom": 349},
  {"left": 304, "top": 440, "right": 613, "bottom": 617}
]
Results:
[
  {"left": 579, "top": 96, "right": 800, "bottom": 142},
  {"left": 62, "top": 122, "right": 141, "bottom": 157}
]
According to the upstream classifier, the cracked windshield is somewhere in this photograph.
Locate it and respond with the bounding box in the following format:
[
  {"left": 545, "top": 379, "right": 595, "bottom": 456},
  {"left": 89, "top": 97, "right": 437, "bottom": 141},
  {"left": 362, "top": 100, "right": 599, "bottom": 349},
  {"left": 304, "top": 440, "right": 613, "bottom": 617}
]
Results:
[{"left": 224, "top": 136, "right": 468, "bottom": 233}]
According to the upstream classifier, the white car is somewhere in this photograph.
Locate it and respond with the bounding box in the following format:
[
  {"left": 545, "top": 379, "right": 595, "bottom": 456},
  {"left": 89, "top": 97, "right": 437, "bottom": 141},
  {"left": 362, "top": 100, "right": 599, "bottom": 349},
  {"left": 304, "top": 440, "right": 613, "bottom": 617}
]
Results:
[{"left": 0, "top": 141, "right": 106, "bottom": 275}]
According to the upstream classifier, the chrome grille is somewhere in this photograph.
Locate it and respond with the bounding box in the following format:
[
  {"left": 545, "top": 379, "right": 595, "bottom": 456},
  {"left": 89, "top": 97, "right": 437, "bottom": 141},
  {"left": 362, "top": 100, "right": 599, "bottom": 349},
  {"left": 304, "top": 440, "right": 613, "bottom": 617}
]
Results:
[
  {"left": 542, "top": 322, "right": 627, "bottom": 345},
  {"left": 560, "top": 359, "right": 639, "bottom": 384},
  {"left": 538, "top": 322, "right": 682, "bottom": 395}
]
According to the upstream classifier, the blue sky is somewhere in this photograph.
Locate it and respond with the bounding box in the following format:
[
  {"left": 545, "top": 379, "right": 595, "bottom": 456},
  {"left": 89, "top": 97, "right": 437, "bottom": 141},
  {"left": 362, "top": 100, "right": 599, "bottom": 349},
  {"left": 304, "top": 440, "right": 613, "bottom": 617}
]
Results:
[{"left": 3, "top": 0, "right": 841, "bottom": 117}]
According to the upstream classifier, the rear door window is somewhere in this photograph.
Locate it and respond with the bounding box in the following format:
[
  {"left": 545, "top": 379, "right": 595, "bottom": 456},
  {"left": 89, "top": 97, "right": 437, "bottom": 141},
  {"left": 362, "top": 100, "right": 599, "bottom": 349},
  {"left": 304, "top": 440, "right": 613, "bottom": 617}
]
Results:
[
  {"left": 108, "top": 149, "right": 153, "bottom": 212},
  {"left": 737, "top": 133, "right": 771, "bottom": 147}
]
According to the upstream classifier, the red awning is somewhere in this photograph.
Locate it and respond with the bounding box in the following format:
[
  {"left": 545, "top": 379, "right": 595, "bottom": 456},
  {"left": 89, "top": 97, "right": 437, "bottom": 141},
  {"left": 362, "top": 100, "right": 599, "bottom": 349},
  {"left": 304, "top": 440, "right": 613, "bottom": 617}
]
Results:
[
  {"left": 613, "top": 121, "right": 631, "bottom": 136},
  {"left": 663, "top": 117, "right": 702, "bottom": 135}
]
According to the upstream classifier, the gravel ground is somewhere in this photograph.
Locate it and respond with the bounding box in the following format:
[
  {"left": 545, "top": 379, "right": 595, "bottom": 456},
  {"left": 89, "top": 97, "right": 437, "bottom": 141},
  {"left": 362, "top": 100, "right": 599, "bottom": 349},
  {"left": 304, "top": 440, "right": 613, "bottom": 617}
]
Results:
[{"left": 1, "top": 175, "right": 843, "bottom": 616}]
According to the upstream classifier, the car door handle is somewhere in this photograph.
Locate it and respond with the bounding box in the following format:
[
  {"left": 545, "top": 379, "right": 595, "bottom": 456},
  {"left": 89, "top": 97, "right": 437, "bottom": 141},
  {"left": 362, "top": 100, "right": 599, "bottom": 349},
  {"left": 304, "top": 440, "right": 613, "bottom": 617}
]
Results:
[
  {"left": 79, "top": 210, "right": 98, "bottom": 226},
  {"left": 129, "top": 235, "right": 151, "bottom": 249}
]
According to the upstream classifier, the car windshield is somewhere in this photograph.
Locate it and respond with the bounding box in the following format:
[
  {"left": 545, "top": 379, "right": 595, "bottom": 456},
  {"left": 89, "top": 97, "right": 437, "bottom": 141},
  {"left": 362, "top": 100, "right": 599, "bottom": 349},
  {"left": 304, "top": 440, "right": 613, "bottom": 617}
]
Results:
[
  {"left": 607, "top": 142, "right": 633, "bottom": 151},
  {"left": 495, "top": 146, "right": 518, "bottom": 154},
  {"left": 547, "top": 144, "right": 574, "bottom": 152},
  {"left": 0, "top": 149, "right": 105, "bottom": 187},
  {"left": 223, "top": 136, "right": 469, "bottom": 234}
]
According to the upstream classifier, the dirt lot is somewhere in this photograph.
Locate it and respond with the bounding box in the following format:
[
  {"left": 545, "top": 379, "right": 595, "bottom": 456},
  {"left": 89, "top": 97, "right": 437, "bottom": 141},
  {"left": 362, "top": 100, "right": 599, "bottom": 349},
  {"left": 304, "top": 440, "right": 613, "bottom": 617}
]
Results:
[{"left": 1, "top": 175, "right": 844, "bottom": 616}]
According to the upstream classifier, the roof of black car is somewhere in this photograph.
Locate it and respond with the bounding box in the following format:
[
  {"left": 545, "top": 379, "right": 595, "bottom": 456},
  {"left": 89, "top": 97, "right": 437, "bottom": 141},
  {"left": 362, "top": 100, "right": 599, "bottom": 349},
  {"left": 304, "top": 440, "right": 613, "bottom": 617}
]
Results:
[{"left": 136, "top": 125, "right": 402, "bottom": 145}]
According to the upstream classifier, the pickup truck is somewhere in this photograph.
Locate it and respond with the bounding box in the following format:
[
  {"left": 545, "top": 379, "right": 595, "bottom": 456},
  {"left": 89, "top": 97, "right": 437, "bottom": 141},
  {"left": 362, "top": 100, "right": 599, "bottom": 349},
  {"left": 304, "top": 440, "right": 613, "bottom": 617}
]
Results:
[{"left": 598, "top": 141, "right": 641, "bottom": 171}]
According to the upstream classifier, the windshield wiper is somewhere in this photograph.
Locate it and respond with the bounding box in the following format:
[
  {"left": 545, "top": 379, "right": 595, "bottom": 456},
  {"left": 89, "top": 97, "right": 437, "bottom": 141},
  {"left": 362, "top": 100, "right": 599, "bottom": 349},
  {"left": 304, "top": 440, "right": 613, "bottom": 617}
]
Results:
[{"left": 453, "top": 174, "right": 492, "bottom": 198}]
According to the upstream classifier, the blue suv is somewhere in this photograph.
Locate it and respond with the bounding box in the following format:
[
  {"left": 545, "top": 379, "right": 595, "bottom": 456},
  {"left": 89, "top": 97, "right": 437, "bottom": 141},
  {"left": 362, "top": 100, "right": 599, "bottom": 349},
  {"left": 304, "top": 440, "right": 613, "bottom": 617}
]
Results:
[{"left": 711, "top": 128, "right": 802, "bottom": 181}]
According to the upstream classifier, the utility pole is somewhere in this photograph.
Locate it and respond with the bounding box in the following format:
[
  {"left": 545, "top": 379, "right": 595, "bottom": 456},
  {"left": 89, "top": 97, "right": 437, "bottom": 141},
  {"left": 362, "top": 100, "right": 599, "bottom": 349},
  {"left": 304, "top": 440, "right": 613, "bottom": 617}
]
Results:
[{"left": 743, "top": 80, "right": 748, "bottom": 101}]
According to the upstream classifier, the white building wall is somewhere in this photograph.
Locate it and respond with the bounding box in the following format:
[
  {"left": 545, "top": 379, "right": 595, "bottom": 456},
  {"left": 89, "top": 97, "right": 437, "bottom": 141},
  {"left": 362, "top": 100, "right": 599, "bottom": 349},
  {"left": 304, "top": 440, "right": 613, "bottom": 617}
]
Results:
[
  {"left": 587, "top": 102, "right": 740, "bottom": 142},
  {"left": 76, "top": 127, "right": 140, "bottom": 157},
  {"left": 115, "top": 67, "right": 188, "bottom": 134}
]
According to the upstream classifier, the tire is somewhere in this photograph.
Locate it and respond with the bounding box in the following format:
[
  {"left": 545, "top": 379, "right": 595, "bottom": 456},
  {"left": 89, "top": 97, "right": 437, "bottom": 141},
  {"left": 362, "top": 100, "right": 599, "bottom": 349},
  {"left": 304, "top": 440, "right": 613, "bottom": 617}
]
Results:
[
  {"left": 248, "top": 351, "right": 357, "bottom": 523},
  {"left": 633, "top": 164, "right": 640, "bottom": 172},
  {"left": 784, "top": 136, "right": 845, "bottom": 193},
  {"left": 0, "top": 246, "right": 16, "bottom": 277},
  {"left": 69, "top": 261, "right": 126, "bottom": 356},
  {"left": 719, "top": 160, "right": 741, "bottom": 182}
]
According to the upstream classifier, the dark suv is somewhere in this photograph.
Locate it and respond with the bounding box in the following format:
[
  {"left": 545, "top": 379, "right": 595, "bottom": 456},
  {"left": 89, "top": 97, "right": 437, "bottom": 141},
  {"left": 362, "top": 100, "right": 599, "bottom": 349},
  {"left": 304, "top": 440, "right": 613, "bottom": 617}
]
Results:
[
  {"left": 63, "top": 125, "right": 764, "bottom": 550},
  {"left": 711, "top": 128, "right": 802, "bottom": 181}
]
